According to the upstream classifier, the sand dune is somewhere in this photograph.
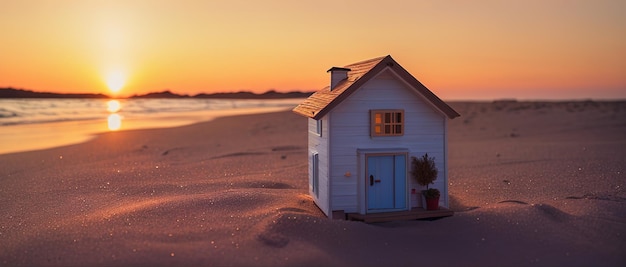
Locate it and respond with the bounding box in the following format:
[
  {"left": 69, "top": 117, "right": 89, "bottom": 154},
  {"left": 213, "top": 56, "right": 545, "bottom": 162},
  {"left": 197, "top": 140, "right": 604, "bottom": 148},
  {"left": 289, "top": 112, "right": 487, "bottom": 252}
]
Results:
[{"left": 0, "top": 101, "right": 624, "bottom": 266}]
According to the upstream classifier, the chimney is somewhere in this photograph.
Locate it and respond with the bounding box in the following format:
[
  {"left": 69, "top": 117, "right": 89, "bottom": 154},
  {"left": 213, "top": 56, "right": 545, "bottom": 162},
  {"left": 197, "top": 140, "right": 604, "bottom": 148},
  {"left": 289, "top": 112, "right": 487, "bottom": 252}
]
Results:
[{"left": 327, "top": 67, "right": 351, "bottom": 90}]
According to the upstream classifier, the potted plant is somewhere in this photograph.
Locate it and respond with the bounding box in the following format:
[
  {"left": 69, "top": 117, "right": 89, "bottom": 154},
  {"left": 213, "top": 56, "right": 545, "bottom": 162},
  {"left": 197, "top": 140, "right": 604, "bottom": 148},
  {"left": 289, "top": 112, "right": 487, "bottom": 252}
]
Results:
[{"left": 410, "top": 153, "right": 440, "bottom": 210}]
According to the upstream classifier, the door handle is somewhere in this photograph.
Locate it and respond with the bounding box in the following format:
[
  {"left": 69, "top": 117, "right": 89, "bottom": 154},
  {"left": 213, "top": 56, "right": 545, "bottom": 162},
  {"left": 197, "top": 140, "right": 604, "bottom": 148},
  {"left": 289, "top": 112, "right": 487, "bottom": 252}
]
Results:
[{"left": 370, "top": 175, "right": 374, "bottom": 186}]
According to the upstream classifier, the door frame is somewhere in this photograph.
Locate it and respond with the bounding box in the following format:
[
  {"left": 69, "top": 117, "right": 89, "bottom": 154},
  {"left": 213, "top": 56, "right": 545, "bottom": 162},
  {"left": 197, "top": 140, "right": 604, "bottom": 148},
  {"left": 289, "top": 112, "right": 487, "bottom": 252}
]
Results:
[{"left": 357, "top": 148, "right": 409, "bottom": 214}]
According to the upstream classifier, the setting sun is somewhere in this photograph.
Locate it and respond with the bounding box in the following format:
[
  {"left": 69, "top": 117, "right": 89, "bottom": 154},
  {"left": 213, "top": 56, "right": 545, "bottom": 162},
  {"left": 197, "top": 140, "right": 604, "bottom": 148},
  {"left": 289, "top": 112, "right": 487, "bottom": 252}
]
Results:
[{"left": 105, "top": 71, "right": 126, "bottom": 94}]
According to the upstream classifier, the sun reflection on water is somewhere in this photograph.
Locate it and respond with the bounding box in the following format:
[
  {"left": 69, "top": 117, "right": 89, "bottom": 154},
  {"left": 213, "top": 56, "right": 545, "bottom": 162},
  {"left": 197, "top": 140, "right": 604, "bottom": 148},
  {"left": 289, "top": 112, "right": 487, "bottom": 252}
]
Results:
[
  {"left": 107, "top": 100, "right": 121, "bottom": 113},
  {"left": 107, "top": 114, "right": 122, "bottom": 131},
  {"left": 106, "top": 100, "right": 123, "bottom": 131}
]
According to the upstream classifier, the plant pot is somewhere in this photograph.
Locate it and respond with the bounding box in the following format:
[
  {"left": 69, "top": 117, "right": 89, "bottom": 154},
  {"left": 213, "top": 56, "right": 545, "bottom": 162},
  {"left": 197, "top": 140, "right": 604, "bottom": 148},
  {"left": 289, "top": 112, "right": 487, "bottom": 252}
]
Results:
[{"left": 425, "top": 196, "right": 439, "bottom": 210}]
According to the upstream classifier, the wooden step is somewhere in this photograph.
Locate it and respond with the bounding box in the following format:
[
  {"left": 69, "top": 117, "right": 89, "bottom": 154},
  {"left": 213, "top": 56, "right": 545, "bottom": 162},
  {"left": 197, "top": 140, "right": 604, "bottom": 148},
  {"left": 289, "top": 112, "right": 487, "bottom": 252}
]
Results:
[{"left": 346, "top": 207, "right": 454, "bottom": 223}]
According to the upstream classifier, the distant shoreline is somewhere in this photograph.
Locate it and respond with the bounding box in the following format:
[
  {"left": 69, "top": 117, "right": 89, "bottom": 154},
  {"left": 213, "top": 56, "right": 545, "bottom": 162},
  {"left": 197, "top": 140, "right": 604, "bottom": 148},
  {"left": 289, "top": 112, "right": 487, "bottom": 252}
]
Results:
[
  {"left": 3, "top": 87, "right": 624, "bottom": 102},
  {"left": 0, "top": 88, "right": 313, "bottom": 99}
]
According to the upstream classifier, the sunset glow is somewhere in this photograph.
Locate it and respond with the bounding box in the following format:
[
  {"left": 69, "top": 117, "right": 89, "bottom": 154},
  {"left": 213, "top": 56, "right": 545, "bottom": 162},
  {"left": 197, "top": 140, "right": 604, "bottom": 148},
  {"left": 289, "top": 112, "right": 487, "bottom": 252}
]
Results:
[{"left": 1, "top": 1, "right": 624, "bottom": 99}]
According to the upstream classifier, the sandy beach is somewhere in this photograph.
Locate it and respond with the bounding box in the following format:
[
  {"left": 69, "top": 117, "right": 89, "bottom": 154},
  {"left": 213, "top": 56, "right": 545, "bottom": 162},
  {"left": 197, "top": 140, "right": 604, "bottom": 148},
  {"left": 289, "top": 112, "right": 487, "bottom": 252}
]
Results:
[{"left": 1, "top": 101, "right": 624, "bottom": 266}]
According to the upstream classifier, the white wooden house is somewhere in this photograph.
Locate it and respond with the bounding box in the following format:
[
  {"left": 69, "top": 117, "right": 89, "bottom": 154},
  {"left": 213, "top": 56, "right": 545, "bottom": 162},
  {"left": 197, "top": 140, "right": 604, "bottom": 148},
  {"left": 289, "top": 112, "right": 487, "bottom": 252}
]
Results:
[{"left": 293, "top": 55, "right": 460, "bottom": 219}]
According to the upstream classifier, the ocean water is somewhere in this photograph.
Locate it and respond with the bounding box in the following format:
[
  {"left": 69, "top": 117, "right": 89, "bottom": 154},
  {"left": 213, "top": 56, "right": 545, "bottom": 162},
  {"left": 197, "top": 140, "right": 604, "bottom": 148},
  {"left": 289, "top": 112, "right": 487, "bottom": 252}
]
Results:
[{"left": 0, "top": 98, "right": 302, "bottom": 154}]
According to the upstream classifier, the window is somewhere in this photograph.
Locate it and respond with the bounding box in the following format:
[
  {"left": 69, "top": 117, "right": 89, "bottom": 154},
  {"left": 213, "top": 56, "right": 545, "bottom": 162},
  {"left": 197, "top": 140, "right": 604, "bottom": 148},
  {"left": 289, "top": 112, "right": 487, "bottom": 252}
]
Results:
[
  {"left": 312, "top": 153, "right": 319, "bottom": 196},
  {"left": 310, "top": 119, "right": 322, "bottom": 136},
  {"left": 316, "top": 120, "right": 322, "bottom": 136},
  {"left": 371, "top": 109, "right": 404, "bottom": 136}
]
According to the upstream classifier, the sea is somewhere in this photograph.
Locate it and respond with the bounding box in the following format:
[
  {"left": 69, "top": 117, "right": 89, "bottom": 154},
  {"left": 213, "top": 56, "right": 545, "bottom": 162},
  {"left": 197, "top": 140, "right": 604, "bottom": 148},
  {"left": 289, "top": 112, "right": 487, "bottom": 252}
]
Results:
[{"left": 0, "top": 98, "right": 303, "bottom": 154}]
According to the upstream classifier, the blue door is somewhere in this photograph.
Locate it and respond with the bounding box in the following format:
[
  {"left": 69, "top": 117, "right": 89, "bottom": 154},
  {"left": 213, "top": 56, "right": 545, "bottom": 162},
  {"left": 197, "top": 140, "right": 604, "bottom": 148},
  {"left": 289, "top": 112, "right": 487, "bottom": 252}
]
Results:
[{"left": 367, "top": 154, "right": 407, "bottom": 212}]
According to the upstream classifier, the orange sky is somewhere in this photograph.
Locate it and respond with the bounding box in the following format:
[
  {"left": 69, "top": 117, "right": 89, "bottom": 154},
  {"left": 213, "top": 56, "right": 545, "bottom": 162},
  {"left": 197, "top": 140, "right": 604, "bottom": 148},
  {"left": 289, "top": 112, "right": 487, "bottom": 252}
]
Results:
[{"left": 1, "top": 0, "right": 624, "bottom": 99}]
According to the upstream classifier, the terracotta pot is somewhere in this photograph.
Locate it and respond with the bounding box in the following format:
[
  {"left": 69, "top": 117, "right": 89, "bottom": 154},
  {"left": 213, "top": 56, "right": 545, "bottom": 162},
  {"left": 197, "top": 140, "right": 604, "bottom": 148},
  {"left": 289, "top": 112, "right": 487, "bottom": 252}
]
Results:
[{"left": 425, "top": 196, "right": 439, "bottom": 210}]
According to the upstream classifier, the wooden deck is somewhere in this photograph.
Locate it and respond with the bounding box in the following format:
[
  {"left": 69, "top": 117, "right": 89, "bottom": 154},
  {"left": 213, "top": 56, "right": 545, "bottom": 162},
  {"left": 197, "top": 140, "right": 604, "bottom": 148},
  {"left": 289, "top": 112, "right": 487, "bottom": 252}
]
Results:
[{"left": 345, "top": 207, "right": 454, "bottom": 223}]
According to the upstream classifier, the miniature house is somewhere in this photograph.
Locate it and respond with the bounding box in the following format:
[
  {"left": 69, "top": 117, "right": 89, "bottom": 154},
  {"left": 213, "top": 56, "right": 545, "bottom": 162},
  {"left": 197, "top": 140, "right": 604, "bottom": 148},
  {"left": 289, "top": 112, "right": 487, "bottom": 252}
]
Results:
[{"left": 293, "top": 55, "right": 460, "bottom": 219}]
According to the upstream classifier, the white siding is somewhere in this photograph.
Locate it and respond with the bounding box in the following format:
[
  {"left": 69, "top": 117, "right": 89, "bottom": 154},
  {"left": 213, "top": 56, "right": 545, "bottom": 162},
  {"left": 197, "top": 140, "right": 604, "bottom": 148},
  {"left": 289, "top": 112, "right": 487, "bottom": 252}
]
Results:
[
  {"left": 328, "top": 69, "right": 449, "bottom": 212},
  {"left": 308, "top": 117, "right": 331, "bottom": 216}
]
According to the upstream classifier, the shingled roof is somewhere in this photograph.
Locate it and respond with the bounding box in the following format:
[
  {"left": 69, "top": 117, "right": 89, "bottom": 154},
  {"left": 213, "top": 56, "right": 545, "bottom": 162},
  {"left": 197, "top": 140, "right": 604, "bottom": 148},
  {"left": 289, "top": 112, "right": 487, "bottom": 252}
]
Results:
[{"left": 292, "top": 55, "right": 460, "bottom": 120}]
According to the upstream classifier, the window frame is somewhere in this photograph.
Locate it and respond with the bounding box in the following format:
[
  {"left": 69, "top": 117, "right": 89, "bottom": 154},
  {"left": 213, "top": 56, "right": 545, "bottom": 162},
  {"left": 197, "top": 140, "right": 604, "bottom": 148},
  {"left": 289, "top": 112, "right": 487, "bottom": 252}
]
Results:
[
  {"left": 311, "top": 152, "right": 319, "bottom": 197},
  {"left": 370, "top": 109, "right": 404, "bottom": 137},
  {"left": 315, "top": 119, "right": 322, "bottom": 136}
]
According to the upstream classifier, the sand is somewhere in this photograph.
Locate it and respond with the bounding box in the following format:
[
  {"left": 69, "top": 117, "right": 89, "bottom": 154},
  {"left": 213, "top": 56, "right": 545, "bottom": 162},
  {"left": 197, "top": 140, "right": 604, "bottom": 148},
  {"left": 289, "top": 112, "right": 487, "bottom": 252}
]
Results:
[{"left": 0, "top": 101, "right": 624, "bottom": 266}]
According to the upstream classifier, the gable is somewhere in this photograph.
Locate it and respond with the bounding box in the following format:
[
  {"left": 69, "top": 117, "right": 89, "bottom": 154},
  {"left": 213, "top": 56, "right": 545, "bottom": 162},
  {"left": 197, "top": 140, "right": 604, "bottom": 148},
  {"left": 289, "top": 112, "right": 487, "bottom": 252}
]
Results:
[
  {"left": 330, "top": 68, "right": 446, "bottom": 137},
  {"left": 292, "top": 55, "right": 460, "bottom": 120}
]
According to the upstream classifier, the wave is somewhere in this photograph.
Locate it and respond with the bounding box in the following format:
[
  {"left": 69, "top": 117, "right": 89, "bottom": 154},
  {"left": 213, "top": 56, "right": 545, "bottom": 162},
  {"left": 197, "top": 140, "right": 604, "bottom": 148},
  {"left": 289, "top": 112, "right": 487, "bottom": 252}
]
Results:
[
  {"left": 0, "top": 109, "right": 19, "bottom": 118},
  {"left": 0, "top": 98, "right": 302, "bottom": 127}
]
